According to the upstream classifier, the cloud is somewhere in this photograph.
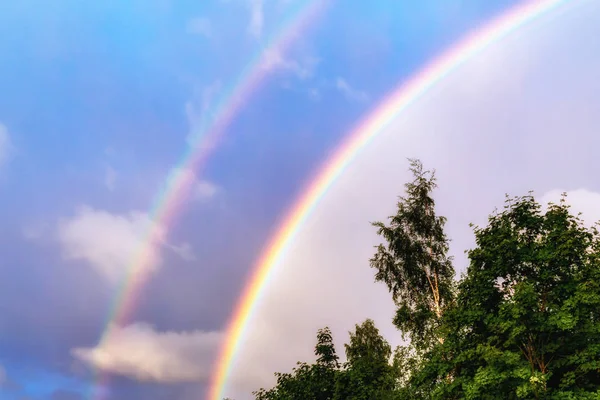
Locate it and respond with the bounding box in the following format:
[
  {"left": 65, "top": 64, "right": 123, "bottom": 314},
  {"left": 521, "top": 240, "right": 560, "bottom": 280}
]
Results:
[
  {"left": 0, "top": 364, "right": 5, "bottom": 385},
  {"left": 335, "top": 77, "right": 368, "bottom": 103},
  {"left": 22, "top": 221, "right": 50, "bottom": 240},
  {"left": 187, "top": 17, "right": 212, "bottom": 37},
  {"left": 71, "top": 323, "right": 222, "bottom": 383},
  {"left": 104, "top": 166, "right": 117, "bottom": 191},
  {"left": 166, "top": 242, "right": 196, "bottom": 262},
  {"left": 57, "top": 207, "right": 171, "bottom": 283},
  {"left": 167, "top": 167, "right": 219, "bottom": 202},
  {"left": 196, "top": 179, "right": 219, "bottom": 199},
  {"left": 185, "top": 81, "right": 222, "bottom": 147},
  {"left": 248, "top": 0, "right": 264, "bottom": 38},
  {"left": 0, "top": 123, "right": 14, "bottom": 167},
  {"left": 56, "top": 168, "right": 215, "bottom": 281},
  {"left": 261, "top": 50, "right": 320, "bottom": 80},
  {"left": 224, "top": 2, "right": 600, "bottom": 398}
]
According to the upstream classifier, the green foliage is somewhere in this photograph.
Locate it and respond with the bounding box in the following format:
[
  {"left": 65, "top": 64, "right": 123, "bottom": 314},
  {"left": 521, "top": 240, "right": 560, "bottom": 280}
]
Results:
[
  {"left": 250, "top": 161, "right": 600, "bottom": 400},
  {"left": 253, "top": 321, "right": 400, "bottom": 400},
  {"left": 334, "top": 319, "right": 398, "bottom": 400},
  {"left": 253, "top": 327, "right": 340, "bottom": 400},
  {"left": 370, "top": 159, "right": 455, "bottom": 349},
  {"left": 410, "top": 193, "right": 600, "bottom": 398}
]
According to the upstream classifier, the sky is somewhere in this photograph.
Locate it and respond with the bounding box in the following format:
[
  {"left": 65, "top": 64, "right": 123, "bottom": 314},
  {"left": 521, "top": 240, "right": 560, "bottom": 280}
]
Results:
[{"left": 1, "top": 0, "right": 599, "bottom": 399}]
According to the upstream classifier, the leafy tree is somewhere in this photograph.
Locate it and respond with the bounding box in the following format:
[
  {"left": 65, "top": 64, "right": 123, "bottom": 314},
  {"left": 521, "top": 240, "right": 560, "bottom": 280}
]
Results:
[
  {"left": 412, "top": 193, "right": 600, "bottom": 399},
  {"left": 253, "top": 327, "right": 340, "bottom": 400},
  {"left": 251, "top": 171, "right": 600, "bottom": 400},
  {"left": 334, "top": 319, "right": 398, "bottom": 400},
  {"left": 370, "top": 159, "right": 455, "bottom": 349}
]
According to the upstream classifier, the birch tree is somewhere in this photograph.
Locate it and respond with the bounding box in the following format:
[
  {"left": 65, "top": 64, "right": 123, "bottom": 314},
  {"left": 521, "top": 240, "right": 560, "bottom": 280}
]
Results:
[{"left": 370, "top": 159, "right": 455, "bottom": 349}]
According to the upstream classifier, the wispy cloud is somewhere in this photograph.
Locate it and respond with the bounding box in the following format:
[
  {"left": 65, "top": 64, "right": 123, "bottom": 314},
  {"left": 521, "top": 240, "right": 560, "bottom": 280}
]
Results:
[
  {"left": 55, "top": 206, "right": 196, "bottom": 284},
  {"left": 187, "top": 17, "right": 212, "bottom": 37},
  {"left": 0, "top": 123, "right": 14, "bottom": 167},
  {"left": 72, "top": 323, "right": 222, "bottom": 383},
  {"left": 195, "top": 179, "right": 219, "bottom": 200},
  {"left": 261, "top": 50, "right": 320, "bottom": 79},
  {"left": 166, "top": 241, "right": 196, "bottom": 262},
  {"left": 185, "top": 81, "right": 222, "bottom": 147},
  {"left": 104, "top": 166, "right": 117, "bottom": 191},
  {"left": 22, "top": 220, "right": 50, "bottom": 240},
  {"left": 335, "top": 77, "right": 369, "bottom": 103},
  {"left": 57, "top": 207, "right": 166, "bottom": 283},
  {"left": 167, "top": 167, "right": 220, "bottom": 202},
  {"left": 248, "top": 0, "right": 264, "bottom": 38}
]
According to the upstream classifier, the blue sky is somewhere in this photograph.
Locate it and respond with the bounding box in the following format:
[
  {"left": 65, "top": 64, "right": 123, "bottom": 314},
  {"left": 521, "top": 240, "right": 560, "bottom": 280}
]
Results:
[{"left": 6, "top": 0, "right": 596, "bottom": 399}]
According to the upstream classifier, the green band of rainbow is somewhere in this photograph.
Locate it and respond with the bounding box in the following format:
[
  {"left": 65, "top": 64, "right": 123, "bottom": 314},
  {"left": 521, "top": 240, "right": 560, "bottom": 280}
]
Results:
[{"left": 207, "top": 0, "right": 573, "bottom": 398}]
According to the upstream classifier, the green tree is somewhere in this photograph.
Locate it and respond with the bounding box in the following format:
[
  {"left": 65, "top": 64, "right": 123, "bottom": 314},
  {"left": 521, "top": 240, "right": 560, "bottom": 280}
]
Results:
[
  {"left": 253, "top": 327, "right": 340, "bottom": 400},
  {"left": 412, "top": 193, "right": 600, "bottom": 399},
  {"left": 334, "top": 319, "right": 398, "bottom": 400},
  {"left": 370, "top": 159, "right": 456, "bottom": 349}
]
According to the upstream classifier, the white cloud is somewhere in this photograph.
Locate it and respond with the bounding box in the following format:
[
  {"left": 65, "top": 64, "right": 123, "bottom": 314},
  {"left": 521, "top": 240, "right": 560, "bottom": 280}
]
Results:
[
  {"left": 187, "top": 17, "right": 212, "bottom": 37},
  {"left": 104, "top": 166, "right": 117, "bottom": 191},
  {"left": 308, "top": 87, "right": 320, "bottom": 101},
  {"left": 185, "top": 81, "right": 222, "bottom": 147},
  {"left": 335, "top": 77, "right": 368, "bottom": 103},
  {"left": 56, "top": 205, "right": 198, "bottom": 284},
  {"left": 224, "top": 2, "right": 600, "bottom": 399},
  {"left": 248, "top": 0, "right": 264, "bottom": 38},
  {"left": 260, "top": 50, "right": 319, "bottom": 80},
  {"left": 195, "top": 179, "right": 219, "bottom": 200},
  {"left": 167, "top": 167, "right": 219, "bottom": 202},
  {"left": 72, "top": 323, "right": 222, "bottom": 383},
  {"left": 57, "top": 207, "right": 166, "bottom": 283},
  {"left": 167, "top": 242, "right": 196, "bottom": 262},
  {"left": 22, "top": 221, "right": 50, "bottom": 240},
  {"left": 0, "top": 123, "right": 14, "bottom": 167}
]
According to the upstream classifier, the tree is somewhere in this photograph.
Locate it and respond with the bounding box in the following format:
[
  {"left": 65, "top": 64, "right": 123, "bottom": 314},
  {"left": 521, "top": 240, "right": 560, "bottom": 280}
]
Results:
[
  {"left": 370, "top": 159, "right": 455, "bottom": 349},
  {"left": 411, "top": 193, "right": 600, "bottom": 399},
  {"left": 253, "top": 327, "right": 340, "bottom": 400},
  {"left": 334, "top": 319, "right": 398, "bottom": 400}
]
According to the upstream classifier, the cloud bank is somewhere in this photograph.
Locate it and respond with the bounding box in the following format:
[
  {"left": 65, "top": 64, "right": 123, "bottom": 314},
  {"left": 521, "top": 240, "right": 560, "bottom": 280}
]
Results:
[
  {"left": 57, "top": 207, "right": 166, "bottom": 283},
  {"left": 72, "top": 323, "right": 222, "bottom": 383},
  {"left": 56, "top": 206, "right": 197, "bottom": 285}
]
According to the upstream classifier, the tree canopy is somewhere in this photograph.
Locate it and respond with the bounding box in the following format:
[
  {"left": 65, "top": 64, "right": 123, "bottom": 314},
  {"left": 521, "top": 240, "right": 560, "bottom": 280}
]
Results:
[{"left": 246, "top": 160, "right": 600, "bottom": 400}]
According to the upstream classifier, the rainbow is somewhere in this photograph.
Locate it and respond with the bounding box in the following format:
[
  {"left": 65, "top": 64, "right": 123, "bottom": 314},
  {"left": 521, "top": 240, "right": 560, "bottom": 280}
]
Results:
[
  {"left": 84, "top": 1, "right": 329, "bottom": 399},
  {"left": 207, "top": 0, "right": 575, "bottom": 398}
]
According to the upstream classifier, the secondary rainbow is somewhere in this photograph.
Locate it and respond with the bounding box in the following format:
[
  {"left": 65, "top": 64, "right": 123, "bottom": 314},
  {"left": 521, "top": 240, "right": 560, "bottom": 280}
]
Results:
[
  {"left": 208, "top": 0, "right": 575, "bottom": 398},
  {"left": 84, "top": 1, "right": 329, "bottom": 399}
]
